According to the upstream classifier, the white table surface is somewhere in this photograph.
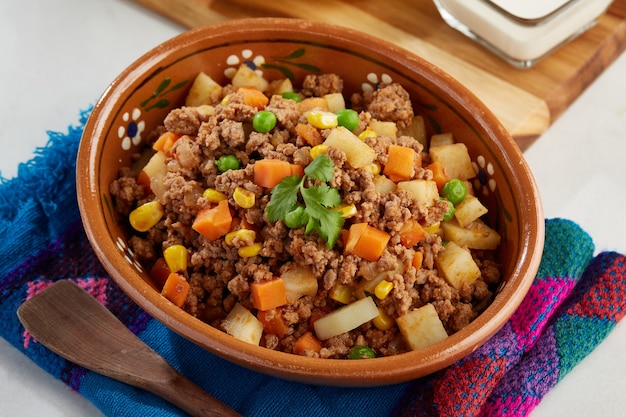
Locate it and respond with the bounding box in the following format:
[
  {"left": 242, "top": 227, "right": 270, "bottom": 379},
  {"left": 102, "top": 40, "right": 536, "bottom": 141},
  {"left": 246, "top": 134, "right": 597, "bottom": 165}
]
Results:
[{"left": 1, "top": 0, "right": 625, "bottom": 416}]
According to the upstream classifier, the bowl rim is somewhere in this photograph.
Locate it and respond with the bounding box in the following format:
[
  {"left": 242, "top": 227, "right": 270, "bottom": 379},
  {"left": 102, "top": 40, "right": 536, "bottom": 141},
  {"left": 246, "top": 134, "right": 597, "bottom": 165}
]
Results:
[{"left": 77, "top": 17, "right": 544, "bottom": 386}]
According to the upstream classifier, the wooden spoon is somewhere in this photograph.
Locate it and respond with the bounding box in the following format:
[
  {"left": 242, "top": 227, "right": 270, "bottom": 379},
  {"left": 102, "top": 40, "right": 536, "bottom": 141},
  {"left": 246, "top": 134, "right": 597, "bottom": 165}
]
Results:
[{"left": 17, "top": 280, "right": 241, "bottom": 417}]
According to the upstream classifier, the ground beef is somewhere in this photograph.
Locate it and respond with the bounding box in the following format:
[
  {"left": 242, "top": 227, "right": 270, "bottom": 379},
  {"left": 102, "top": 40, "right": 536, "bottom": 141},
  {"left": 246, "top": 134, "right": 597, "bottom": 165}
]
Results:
[
  {"left": 266, "top": 95, "right": 302, "bottom": 133},
  {"left": 110, "top": 72, "right": 502, "bottom": 359},
  {"left": 366, "top": 83, "right": 414, "bottom": 130},
  {"left": 300, "top": 73, "right": 343, "bottom": 97},
  {"left": 164, "top": 107, "right": 204, "bottom": 136},
  {"left": 108, "top": 168, "right": 144, "bottom": 215}
]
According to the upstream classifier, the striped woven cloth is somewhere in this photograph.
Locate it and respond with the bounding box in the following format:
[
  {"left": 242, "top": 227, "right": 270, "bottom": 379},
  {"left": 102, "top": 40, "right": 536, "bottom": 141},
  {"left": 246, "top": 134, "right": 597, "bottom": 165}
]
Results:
[{"left": 1, "top": 110, "right": 624, "bottom": 417}]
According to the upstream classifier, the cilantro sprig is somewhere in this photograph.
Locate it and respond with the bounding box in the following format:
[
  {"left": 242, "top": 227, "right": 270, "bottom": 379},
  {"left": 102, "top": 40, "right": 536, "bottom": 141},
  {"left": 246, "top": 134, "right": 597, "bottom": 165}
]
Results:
[{"left": 266, "top": 155, "right": 344, "bottom": 248}]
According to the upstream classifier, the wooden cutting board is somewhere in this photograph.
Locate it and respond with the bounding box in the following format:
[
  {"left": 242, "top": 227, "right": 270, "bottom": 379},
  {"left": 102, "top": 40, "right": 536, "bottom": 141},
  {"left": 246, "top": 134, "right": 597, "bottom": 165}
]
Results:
[{"left": 132, "top": 0, "right": 626, "bottom": 151}]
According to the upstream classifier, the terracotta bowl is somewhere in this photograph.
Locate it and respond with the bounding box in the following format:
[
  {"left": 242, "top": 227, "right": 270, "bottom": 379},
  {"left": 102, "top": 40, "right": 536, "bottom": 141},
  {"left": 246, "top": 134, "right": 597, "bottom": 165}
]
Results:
[{"left": 77, "top": 18, "right": 544, "bottom": 386}]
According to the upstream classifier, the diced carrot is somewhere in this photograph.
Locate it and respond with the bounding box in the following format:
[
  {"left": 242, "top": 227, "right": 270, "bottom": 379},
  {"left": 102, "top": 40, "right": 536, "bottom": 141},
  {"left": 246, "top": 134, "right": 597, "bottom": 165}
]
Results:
[
  {"left": 153, "top": 131, "right": 180, "bottom": 155},
  {"left": 149, "top": 257, "right": 170, "bottom": 289},
  {"left": 344, "top": 223, "right": 368, "bottom": 254},
  {"left": 192, "top": 199, "right": 233, "bottom": 241},
  {"left": 295, "top": 123, "right": 323, "bottom": 146},
  {"left": 353, "top": 227, "right": 390, "bottom": 262},
  {"left": 161, "top": 272, "right": 190, "bottom": 307},
  {"left": 290, "top": 163, "right": 305, "bottom": 177},
  {"left": 298, "top": 97, "right": 328, "bottom": 113},
  {"left": 398, "top": 219, "right": 426, "bottom": 248},
  {"left": 237, "top": 86, "right": 269, "bottom": 109},
  {"left": 383, "top": 144, "right": 416, "bottom": 182},
  {"left": 426, "top": 160, "right": 451, "bottom": 191},
  {"left": 253, "top": 159, "right": 302, "bottom": 189},
  {"left": 250, "top": 278, "right": 288, "bottom": 311},
  {"left": 345, "top": 223, "right": 390, "bottom": 262},
  {"left": 412, "top": 251, "right": 424, "bottom": 270},
  {"left": 257, "top": 308, "right": 290, "bottom": 336},
  {"left": 294, "top": 331, "right": 323, "bottom": 355},
  {"left": 136, "top": 169, "right": 152, "bottom": 195}
]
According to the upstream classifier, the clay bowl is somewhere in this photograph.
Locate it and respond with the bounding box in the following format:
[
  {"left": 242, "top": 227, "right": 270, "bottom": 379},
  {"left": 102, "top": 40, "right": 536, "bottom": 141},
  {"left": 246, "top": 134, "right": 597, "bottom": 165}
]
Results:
[{"left": 77, "top": 18, "right": 544, "bottom": 386}]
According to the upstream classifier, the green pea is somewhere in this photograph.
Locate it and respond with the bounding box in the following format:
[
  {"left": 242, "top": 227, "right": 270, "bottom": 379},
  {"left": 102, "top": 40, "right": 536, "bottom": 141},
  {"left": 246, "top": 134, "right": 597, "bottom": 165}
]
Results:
[
  {"left": 304, "top": 216, "right": 320, "bottom": 235},
  {"left": 441, "top": 179, "right": 467, "bottom": 205},
  {"left": 284, "top": 206, "right": 308, "bottom": 229},
  {"left": 348, "top": 345, "right": 376, "bottom": 359},
  {"left": 252, "top": 110, "right": 277, "bottom": 133},
  {"left": 281, "top": 91, "right": 302, "bottom": 102},
  {"left": 215, "top": 155, "right": 240, "bottom": 172},
  {"left": 441, "top": 198, "right": 455, "bottom": 221},
  {"left": 336, "top": 109, "right": 359, "bottom": 131}
]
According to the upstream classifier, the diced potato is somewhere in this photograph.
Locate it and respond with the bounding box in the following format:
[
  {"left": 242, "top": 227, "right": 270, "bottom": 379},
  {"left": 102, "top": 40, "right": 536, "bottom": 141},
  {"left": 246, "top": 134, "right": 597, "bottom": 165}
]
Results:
[
  {"left": 268, "top": 78, "right": 293, "bottom": 96},
  {"left": 185, "top": 72, "right": 223, "bottom": 107},
  {"left": 454, "top": 195, "right": 488, "bottom": 227},
  {"left": 281, "top": 266, "right": 318, "bottom": 304},
  {"left": 396, "top": 303, "right": 448, "bottom": 350},
  {"left": 222, "top": 303, "right": 264, "bottom": 345},
  {"left": 399, "top": 115, "right": 426, "bottom": 146},
  {"left": 435, "top": 241, "right": 481, "bottom": 290},
  {"left": 373, "top": 175, "right": 397, "bottom": 194},
  {"left": 429, "top": 143, "right": 476, "bottom": 180},
  {"left": 313, "top": 297, "right": 379, "bottom": 340},
  {"left": 231, "top": 64, "right": 269, "bottom": 92},
  {"left": 141, "top": 151, "right": 167, "bottom": 203},
  {"left": 441, "top": 218, "right": 501, "bottom": 250},
  {"left": 324, "top": 126, "right": 376, "bottom": 168},
  {"left": 396, "top": 180, "right": 439, "bottom": 207},
  {"left": 368, "top": 120, "right": 397, "bottom": 139},
  {"left": 464, "top": 180, "right": 475, "bottom": 197},
  {"left": 324, "top": 93, "right": 346, "bottom": 113},
  {"left": 194, "top": 104, "right": 216, "bottom": 118},
  {"left": 430, "top": 132, "right": 454, "bottom": 148}
]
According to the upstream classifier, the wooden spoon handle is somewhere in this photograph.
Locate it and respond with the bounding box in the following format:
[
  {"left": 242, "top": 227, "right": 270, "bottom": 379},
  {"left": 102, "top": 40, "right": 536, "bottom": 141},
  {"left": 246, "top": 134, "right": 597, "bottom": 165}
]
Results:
[
  {"left": 17, "top": 280, "right": 241, "bottom": 417},
  {"left": 147, "top": 372, "right": 241, "bottom": 417}
]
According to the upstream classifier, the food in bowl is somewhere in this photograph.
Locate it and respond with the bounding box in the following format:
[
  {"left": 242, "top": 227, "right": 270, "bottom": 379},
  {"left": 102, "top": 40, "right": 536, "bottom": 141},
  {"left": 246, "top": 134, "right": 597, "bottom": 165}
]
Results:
[
  {"left": 77, "top": 18, "right": 544, "bottom": 385},
  {"left": 109, "top": 66, "right": 502, "bottom": 359}
]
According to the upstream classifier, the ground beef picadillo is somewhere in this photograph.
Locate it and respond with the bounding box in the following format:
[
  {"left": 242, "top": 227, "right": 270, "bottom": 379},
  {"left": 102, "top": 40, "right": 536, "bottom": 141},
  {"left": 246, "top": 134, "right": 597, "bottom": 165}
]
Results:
[{"left": 110, "top": 73, "right": 501, "bottom": 359}]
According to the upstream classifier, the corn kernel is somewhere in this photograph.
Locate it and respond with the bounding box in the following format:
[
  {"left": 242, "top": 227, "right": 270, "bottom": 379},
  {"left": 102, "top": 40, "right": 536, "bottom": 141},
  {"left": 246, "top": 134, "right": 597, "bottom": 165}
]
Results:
[
  {"left": 220, "top": 94, "right": 231, "bottom": 106},
  {"left": 310, "top": 144, "right": 329, "bottom": 159},
  {"left": 332, "top": 203, "right": 357, "bottom": 219},
  {"left": 129, "top": 201, "right": 164, "bottom": 232},
  {"left": 365, "top": 163, "right": 381, "bottom": 175},
  {"left": 203, "top": 188, "right": 227, "bottom": 203},
  {"left": 238, "top": 242, "right": 263, "bottom": 258},
  {"left": 373, "top": 307, "right": 395, "bottom": 330},
  {"left": 163, "top": 244, "right": 188, "bottom": 273},
  {"left": 358, "top": 129, "right": 378, "bottom": 140},
  {"left": 329, "top": 283, "right": 352, "bottom": 304},
  {"left": 233, "top": 186, "right": 255, "bottom": 208},
  {"left": 225, "top": 229, "right": 257, "bottom": 246},
  {"left": 423, "top": 222, "right": 440, "bottom": 234},
  {"left": 374, "top": 280, "right": 394, "bottom": 300},
  {"left": 307, "top": 110, "right": 338, "bottom": 129}
]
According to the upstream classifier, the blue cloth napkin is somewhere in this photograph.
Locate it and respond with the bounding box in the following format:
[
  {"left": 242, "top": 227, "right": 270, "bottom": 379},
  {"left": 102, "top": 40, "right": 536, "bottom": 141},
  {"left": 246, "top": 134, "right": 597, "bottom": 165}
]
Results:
[{"left": 1, "top": 110, "right": 624, "bottom": 417}]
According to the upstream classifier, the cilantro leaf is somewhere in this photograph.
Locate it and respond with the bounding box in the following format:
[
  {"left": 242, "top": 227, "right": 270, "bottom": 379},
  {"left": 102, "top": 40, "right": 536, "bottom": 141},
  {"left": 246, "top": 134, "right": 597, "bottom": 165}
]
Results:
[
  {"left": 265, "top": 154, "right": 344, "bottom": 248},
  {"left": 265, "top": 175, "right": 302, "bottom": 221},
  {"left": 301, "top": 185, "right": 341, "bottom": 209},
  {"left": 301, "top": 186, "right": 345, "bottom": 248},
  {"left": 304, "top": 154, "right": 335, "bottom": 182},
  {"left": 314, "top": 207, "right": 345, "bottom": 248}
]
